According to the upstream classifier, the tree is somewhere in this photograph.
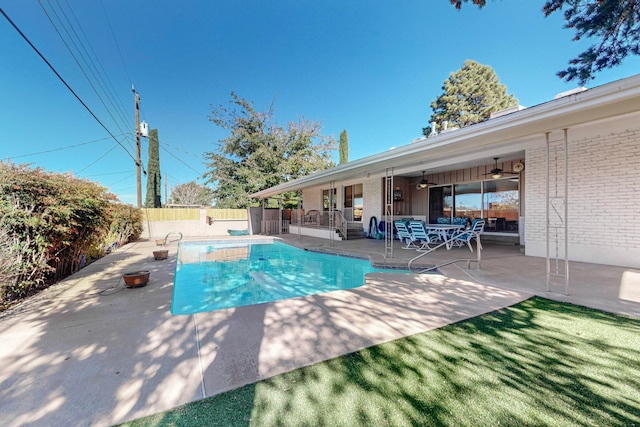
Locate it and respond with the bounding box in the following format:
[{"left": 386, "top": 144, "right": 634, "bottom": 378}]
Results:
[
  {"left": 339, "top": 129, "right": 349, "bottom": 164},
  {"left": 170, "top": 181, "right": 214, "bottom": 206},
  {"left": 451, "top": 0, "right": 640, "bottom": 84},
  {"left": 423, "top": 60, "right": 518, "bottom": 136},
  {"left": 144, "top": 129, "right": 161, "bottom": 208},
  {"left": 203, "top": 92, "right": 336, "bottom": 209}
]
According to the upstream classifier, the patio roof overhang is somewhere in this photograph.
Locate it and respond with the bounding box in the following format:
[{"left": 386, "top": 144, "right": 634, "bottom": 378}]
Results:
[{"left": 252, "top": 74, "right": 640, "bottom": 199}]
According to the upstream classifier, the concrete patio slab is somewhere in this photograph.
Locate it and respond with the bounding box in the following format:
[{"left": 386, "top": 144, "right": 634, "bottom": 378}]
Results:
[
  {"left": 193, "top": 272, "right": 529, "bottom": 399},
  {"left": 0, "top": 236, "right": 637, "bottom": 426}
]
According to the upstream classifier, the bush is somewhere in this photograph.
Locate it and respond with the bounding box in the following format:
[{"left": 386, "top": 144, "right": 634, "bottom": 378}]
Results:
[
  {"left": 0, "top": 161, "right": 143, "bottom": 307},
  {"left": 102, "top": 203, "right": 143, "bottom": 249}
]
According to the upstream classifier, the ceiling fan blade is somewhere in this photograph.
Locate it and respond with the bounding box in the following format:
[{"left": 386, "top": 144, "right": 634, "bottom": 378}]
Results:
[
  {"left": 483, "top": 169, "right": 503, "bottom": 175},
  {"left": 414, "top": 170, "right": 437, "bottom": 189}
]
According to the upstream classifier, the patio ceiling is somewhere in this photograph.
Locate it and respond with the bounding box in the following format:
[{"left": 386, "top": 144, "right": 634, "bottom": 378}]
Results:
[{"left": 252, "top": 74, "right": 640, "bottom": 199}]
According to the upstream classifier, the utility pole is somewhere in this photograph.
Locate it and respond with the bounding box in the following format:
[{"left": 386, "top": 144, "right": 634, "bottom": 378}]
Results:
[{"left": 133, "top": 86, "right": 142, "bottom": 208}]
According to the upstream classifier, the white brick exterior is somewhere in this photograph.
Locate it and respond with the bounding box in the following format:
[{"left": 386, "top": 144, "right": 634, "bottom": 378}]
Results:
[
  {"left": 362, "top": 174, "right": 384, "bottom": 234},
  {"left": 302, "top": 187, "right": 323, "bottom": 211},
  {"left": 300, "top": 114, "right": 640, "bottom": 268},
  {"left": 280, "top": 77, "right": 640, "bottom": 269},
  {"left": 302, "top": 175, "right": 385, "bottom": 235},
  {"left": 525, "top": 114, "right": 640, "bottom": 267}
]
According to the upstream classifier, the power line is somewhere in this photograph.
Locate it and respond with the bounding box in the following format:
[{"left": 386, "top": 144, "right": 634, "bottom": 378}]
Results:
[
  {"left": 158, "top": 141, "right": 205, "bottom": 176},
  {"left": 84, "top": 170, "right": 131, "bottom": 177},
  {"left": 0, "top": 7, "right": 140, "bottom": 167},
  {"left": 62, "top": 0, "right": 132, "bottom": 133},
  {"left": 165, "top": 174, "right": 206, "bottom": 188},
  {"left": 106, "top": 172, "right": 135, "bottom": 187},
  {"left": 38, "top": 0, "right": 132, "bottom": 141},
  {"left": 76, "top": 143, "right": 119, "bottom": 174},
  {"left": 161, "top": 141, "right": 202, "bottom": 159},
  {"left": 99, "top": 0, "right": 132, "bottom": 86},
  {"left": 6, "top": 134, "right": 121, "bottom": 159}
]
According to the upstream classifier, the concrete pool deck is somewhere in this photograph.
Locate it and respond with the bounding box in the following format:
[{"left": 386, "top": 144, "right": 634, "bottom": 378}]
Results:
[{"left": 0, "top": 235, "right": 638, "bottom": 426}]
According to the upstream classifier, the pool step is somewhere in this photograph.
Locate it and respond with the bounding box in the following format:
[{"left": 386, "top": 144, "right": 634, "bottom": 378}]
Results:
[{"left": 339, "top": 223, "right": 367, "bottom": 240}]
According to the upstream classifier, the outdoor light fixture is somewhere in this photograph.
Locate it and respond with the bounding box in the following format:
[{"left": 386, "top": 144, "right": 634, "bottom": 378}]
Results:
[
  {"left": 486, "top": 157, "right": 505, "bottom": 179},
  {"left": 416, "top": 171, "right": 430, "bottom": 190},
  {"left": 393, "top": 187, "right": 403, "bottom": 200}
]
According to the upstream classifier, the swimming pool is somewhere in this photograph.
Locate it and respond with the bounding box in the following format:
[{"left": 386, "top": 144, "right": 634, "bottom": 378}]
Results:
[{"left": 171, "top": 240, "right": 400, "bottom": 314}]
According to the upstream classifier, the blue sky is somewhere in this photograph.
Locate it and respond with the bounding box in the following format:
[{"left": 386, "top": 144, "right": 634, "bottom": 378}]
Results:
[{"left": 2, "top": 1, "right": 639, "bottom": 205}]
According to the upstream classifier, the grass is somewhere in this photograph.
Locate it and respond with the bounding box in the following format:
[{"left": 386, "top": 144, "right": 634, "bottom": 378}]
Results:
[{"left": 117, "top": 297, "right": 640, "bottom": 426}]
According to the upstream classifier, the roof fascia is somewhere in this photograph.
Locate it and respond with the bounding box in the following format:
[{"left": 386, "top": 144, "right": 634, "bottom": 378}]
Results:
[{"left": 252, "top": 74, "right": 640, "bottom": 198}]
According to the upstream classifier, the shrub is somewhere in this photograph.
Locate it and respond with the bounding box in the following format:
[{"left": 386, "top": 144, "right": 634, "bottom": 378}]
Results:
[{"left": 0, "top": 161, "right": 142, "bottom": 306}]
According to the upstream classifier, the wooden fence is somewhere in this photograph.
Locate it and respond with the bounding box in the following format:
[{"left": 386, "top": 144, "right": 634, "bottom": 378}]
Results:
[{"left": 142, "top": 208, "right": 247, "bottom": 221}]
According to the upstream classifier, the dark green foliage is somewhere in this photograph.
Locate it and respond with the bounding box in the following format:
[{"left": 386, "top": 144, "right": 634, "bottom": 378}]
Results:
[
  {"left": 452, "top": 0, "right": 640, "bottom": 84},
  {"left": 0, "top": 161, "right": 142, "bottom": 308},
  {"left": 339, "top": 129, "right": 349, "bottom": 164},
  {"left": 203, "top": 92, "right": 336, "bottom": 209},
  {"left": 423, "top": 60, "right": 518, "bottom": 136},
  {"left": 144, "top": 129, "right": 162, "bottom": 208}
]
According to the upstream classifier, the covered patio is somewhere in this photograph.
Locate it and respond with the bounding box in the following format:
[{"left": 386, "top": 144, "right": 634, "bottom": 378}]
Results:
[{"left": 252, "top": 75, "right": 640, "bottom": 273}]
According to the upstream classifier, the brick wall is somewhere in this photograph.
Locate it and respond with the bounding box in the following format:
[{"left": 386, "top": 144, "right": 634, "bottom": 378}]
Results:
[
  {"left": 302, "top": 187, "right": 323, "bottom": 212},
  {"left": 301, "top": 175, "right": 384, "bottom": 234},
  {"left": 363, "top": 174, "right": 383, "bottom": 234},
  {"left": 525, "top": 115, "right": 640, "bottom": 267}
]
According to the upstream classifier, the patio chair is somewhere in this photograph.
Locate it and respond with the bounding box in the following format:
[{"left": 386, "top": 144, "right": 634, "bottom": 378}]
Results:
[
  {"left": 304, "top": 210, "right": 319, "bottom": 226},
  {"left": 447, "top": 219, "right": 485, "bottom": 252},
  {"left": 394, "top": 220, "right": 421, "bottom": 249},
  {"left": 408, "top": 220, "right": 440, "bottom": 251}
]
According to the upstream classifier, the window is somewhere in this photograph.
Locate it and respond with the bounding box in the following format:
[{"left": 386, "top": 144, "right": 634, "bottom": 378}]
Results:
[
  {"left": 483, "top": 178, "right": 519, "bottom": 232},
  {"left": 454, "top": 182, "right": 481, "bottom": 223},
  {"left": 428, "top": 178, "right": 519, "bottom": 233},
  {"left": 323, "top": 188, "right": 337, "bottom": 211}
]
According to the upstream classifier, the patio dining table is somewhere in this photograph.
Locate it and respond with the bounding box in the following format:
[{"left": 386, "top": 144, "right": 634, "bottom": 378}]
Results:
[{"left": 424, "top": 224, "right": 466, "bottom": 242}]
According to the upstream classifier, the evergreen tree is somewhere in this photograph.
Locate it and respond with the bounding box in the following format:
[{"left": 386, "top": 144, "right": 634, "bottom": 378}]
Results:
[
  {"left": 422, "top": 60, "right": 517, "bottom": 137},
  {"left": 144, "top": 129, "right": 162, "bottom": 208},
  {"left": 203, "top": 92, "right": 336, "bottom": 209},
  {"left": 339, "top": 129, "right": 349, "bottom": 164},
  {"left": 451, "top": 0, "right": 640, "bottom": 84}
]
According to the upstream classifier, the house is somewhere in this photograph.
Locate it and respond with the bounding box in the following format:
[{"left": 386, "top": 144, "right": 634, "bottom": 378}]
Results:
[{"left": 252, "top": 74, "right": 640, "bottom": 269}]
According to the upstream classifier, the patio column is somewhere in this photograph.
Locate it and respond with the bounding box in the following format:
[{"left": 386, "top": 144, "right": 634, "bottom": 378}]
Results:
[
  {"left": 384, "top": 168, "right": 394, "bottom": 259},
  {"left": 545, "top": 129, "right": 569, "bottom": 295}
]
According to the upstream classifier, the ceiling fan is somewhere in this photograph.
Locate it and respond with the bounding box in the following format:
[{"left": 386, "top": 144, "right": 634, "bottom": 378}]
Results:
[
  {"left": 483, "top": 157, "right": 524, "bottom": 179},
  {"left": 415, "top": 171, "right": 436, "bottom": 190}
]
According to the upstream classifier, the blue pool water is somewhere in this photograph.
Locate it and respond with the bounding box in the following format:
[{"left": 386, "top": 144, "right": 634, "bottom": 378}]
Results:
[{"left": 171, "top": 240, "right": 399, "bottom": 315}]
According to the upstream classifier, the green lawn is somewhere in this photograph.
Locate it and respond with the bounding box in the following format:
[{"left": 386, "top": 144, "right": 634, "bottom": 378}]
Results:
[{"left": 118, "top": 297, "right": 640, "bottom": 427}]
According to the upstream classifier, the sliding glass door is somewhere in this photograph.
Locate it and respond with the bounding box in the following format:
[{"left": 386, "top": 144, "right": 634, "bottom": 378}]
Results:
[
  {"left": 427, "top": 178, "right": 519, "bottom": 232},
  {"left": 428, "top": 185, "right": 452, "bottom": 224}
]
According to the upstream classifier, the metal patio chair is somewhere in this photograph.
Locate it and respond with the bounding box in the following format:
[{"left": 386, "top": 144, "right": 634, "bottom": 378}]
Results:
[
  {"left": 408, "top": 220, "right": 440, "bottom": 251},
  {"left": 447, "top": 219, "right": 486, "bottom": 252},
  {"left": 394, "top": 220, "right": 421, "bottom": 249}
]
